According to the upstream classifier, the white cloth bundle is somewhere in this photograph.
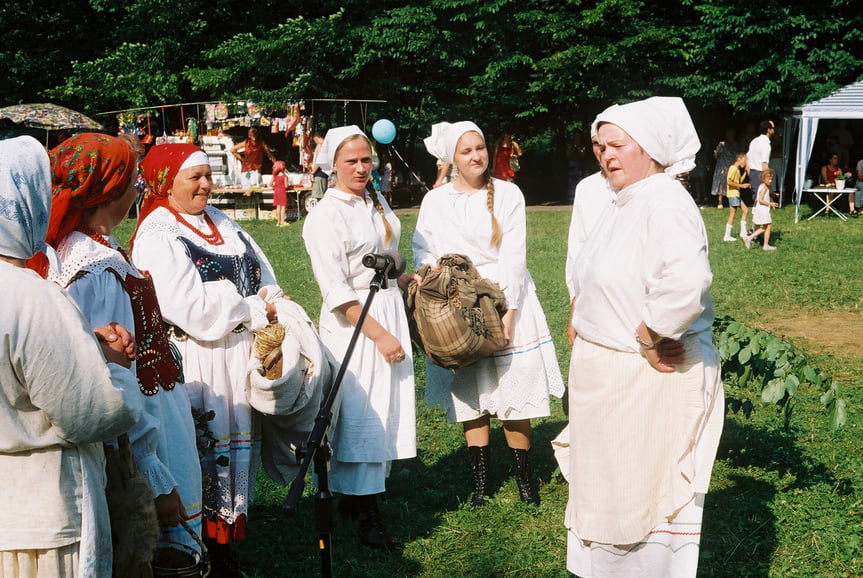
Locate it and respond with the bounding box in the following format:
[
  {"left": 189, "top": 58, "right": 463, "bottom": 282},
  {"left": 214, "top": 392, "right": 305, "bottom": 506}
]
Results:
[{"left": 246, "top": 299, "right": 335, "bottom": 485}]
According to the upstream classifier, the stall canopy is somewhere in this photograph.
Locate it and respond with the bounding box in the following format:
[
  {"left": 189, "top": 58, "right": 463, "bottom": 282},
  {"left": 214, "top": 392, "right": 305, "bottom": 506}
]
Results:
[{"left": 791, "top": 80, "right": 863, "bottom": 222}]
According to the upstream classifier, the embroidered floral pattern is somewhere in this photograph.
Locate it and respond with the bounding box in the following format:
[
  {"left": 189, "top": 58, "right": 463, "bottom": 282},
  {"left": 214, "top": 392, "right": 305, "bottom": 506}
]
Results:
[{"left": 178, "top": 232, "right": 262, "bottom": 297}]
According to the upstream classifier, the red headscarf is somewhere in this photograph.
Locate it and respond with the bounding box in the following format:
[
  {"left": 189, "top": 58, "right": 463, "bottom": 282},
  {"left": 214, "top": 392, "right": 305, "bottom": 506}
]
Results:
[
  {"left": 131, "top": 143, "right": 208, "bottom": 247},
  {"left": 45, "top": 133, "right": 137, "bottom": 248}
]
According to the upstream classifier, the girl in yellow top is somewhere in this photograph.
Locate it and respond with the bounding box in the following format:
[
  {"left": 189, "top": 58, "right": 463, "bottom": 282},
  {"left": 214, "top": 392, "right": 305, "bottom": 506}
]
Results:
[{"left": 723, "top": 152, "right": 751, "bottom": 242}]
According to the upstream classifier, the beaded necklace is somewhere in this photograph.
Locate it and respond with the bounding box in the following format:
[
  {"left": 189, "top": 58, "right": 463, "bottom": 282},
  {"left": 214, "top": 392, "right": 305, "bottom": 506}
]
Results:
[
  {"left": 77, "top": 224, "right": 130, "bottom": 262},
  {"left": 166, "top": 206, "right": 224, "bottom": 246}
]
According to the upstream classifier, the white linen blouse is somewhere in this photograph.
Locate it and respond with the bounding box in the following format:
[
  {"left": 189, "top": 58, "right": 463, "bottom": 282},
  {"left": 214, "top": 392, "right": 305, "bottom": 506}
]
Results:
[
  {"left": 0, "top": 263, "right": 141, "bottom": 555},
  {"left": 565, "top": 171, "right": 616, "bottom": 302},
  {"left": 413, "top": 179, "right": 527, "bottom": 310},
  {"left": 132, "top": 206, "right": 277, "bottom": 339},
  {"left": 571, "top": 172, "right": 714, "bottom": 351},
  {"left": 302, "top": 188, "right": 401, "bottom": 311}
]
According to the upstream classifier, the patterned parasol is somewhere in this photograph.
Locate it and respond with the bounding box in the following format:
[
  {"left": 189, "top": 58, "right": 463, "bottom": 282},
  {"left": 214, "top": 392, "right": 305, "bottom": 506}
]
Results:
[{"left": 0, "top": 103, "right": 104, "bottom": 131}]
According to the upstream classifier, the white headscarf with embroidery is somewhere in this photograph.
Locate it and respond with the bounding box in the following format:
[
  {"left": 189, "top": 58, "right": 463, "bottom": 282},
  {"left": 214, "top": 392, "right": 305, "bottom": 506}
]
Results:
[{"left": 0, "top": 136, "right": 52, "bottom": 259}]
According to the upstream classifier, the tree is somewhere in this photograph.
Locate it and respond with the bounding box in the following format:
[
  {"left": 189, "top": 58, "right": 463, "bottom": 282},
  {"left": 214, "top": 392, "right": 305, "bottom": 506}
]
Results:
[
  {"left": 6, "top": 0, "right": 862, "bottom": 198},
  {"left": 0, "top": 0, "right": 109, "bottom": 105},
  {"left": 666, "top": 0, "right": 863, "bottom": 112}
]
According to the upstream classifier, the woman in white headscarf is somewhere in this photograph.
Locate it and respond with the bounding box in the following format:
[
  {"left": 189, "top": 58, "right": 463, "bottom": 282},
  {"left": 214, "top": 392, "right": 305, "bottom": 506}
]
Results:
[
  {"left": 0, "top": 136, "right": 143, "bottom": 577},
  {"left": 415, "top": 121, "right": 564, "bottom": 507},
  {"left": 566, "top": 97, "right": 724, "bottom": 577},
  {"left": 302, "top": 126, "right": 416, "bottom": 549}
]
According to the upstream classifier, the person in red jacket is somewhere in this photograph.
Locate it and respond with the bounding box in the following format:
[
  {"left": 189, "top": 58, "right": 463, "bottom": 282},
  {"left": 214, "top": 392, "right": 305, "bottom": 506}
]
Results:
[{"left": 231, "top": 127, "right": 277, "bottom": 189}]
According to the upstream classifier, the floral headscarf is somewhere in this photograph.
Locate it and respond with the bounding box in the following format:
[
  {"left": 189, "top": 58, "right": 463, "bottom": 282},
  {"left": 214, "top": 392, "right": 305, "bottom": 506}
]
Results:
[
  {"left": 46, "top": 132, "right": 137, "bottom": 247},
  {"left": 131, "top": 143, "right": 209, "bottom": 247},
  {"left": 137, "top": 143, "right": 208, "bottom": 217},
  {"left": 0, "top": 136, "right": 52, "bottom": 260}
]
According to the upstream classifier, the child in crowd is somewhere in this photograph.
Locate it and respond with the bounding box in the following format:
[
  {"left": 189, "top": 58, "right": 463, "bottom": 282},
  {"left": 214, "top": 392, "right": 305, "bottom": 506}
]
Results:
[
  {"left": 272, "top": 160, "right": 289, "bottom": 227},
  {"left": 744, "top": 168, "right": 778, "bottom": 250},
  {"left": 724, "top": 152, "right": 751, "bottom": 241},
  {"left": 379, "top": 153, "right": 393, "bottom": 206}
]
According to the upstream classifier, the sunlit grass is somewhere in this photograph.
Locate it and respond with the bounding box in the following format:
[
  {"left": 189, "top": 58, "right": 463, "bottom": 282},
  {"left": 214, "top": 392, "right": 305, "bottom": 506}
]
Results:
[{"left": 114, "top": 201, "right": 863, "bottom": 576}]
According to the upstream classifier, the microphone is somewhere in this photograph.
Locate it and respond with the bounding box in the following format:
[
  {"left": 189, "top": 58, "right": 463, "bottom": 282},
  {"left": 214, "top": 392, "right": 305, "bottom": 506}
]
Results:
[{"left": 362, "top": 249, "right": 406, "bottom": 279}]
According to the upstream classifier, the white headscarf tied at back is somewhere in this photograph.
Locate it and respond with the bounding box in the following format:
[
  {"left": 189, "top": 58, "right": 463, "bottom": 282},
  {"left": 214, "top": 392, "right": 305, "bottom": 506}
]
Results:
[
  {"left": 316, "top": 125, "right": 367, "bottom": 174},
  {"left": 424, "top": 121, "right": 484, "bottom": 164},
  {"left": 594, "top": 96, "right": 700, "bottom": 175},
  {"left": 0, "top": 136, "right": 52, "bottom": 259},
  {"left": 590, "top": 104, "right": 619, "bottom": 139}
]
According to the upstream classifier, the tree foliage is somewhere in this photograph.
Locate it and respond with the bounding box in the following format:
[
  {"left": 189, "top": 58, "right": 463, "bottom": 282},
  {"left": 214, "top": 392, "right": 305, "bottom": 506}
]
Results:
[{"left": 3, "top": 0, "right": 862, "bottom": 154}]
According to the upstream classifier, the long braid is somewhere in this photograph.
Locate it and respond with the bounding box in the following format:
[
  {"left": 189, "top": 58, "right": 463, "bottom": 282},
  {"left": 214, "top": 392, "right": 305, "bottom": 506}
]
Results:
[
  {"left": 485, "top": 172, "right": 502, "bottom": 247},
  {"left": 368, "top": 184, "right": 394, "bottom": 246}
]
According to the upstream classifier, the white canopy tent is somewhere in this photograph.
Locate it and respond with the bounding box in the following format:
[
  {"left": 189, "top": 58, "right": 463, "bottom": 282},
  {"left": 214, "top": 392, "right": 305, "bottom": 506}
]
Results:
[{"left": 789, "top": 80, "right": 863, "bottom": 222}]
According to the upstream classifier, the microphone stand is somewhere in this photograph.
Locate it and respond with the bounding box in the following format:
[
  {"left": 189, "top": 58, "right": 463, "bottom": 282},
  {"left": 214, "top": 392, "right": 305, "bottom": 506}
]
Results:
[
  {"left": 390, "top": 145, "right": 429, "bottom": 195},
  {"left": 283, "top": 263, "right": 393, "bottom": 578}
]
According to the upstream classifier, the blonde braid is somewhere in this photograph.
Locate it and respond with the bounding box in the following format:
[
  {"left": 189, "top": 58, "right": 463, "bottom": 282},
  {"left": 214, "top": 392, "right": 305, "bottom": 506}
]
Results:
[
  {"left": 369, "top": 187, "right": 394, "bottom": 246},
  {"left": 486, "top": 173, "right": 502, "bottom": 247}
]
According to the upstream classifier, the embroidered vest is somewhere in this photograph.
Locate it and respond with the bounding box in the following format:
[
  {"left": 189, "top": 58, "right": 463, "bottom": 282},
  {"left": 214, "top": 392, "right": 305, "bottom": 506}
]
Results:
[
  {"left": 107, "top": 269, "right": 182, "bottom": 395},
  {"left": 177, "top": 231, "right": 262, "bottom": 297}
]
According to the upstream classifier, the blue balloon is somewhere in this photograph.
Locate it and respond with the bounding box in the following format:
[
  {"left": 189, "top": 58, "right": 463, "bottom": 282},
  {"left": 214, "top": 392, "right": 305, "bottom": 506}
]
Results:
[{"left": 372, "top": 119, "right": 396, "bottom": 144}]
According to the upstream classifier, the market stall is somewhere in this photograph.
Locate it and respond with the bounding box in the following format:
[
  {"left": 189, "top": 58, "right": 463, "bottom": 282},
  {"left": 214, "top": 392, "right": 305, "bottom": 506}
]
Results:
[
  {"left": 101, "top": 98, "right": 394, "bottom": 218},
  {"left": 209, "top": 172, "right": 313, "bottom": 221}
]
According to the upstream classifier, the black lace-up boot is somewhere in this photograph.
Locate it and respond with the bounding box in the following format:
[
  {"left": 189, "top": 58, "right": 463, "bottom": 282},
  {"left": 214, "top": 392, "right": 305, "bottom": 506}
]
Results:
[
  {"left": 510, "top": 447, "right": 540, "bottom": 506},
  {"left": 468, "top": 445, "right": 492, "bottom": 506},
  {"left": 357, "top": 494, "right": 400, "bottom": 549}
]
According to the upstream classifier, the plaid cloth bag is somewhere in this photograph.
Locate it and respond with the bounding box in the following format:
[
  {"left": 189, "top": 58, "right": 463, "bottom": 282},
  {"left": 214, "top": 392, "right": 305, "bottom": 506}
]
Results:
[{"left": 406, "top": 253, "right": 507, "bottom": 369}]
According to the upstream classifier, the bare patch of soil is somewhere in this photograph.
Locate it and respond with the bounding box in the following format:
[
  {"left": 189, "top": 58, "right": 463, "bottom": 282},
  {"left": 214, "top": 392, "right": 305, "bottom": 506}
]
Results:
[{"left": 753, "top": 310, "right": 863, "bottom": 365}]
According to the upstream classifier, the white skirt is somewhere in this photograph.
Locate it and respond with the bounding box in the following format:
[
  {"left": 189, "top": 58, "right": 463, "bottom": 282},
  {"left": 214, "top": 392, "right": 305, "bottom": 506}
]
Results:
[
  {"left": 318, "top": 287, "right": 416, "bottom": 494},
  {"left": 0, "top": 544, "right": 78, "bottom": 578},
  {"left": 564, "top": 332, "right": 723, "bottom": 576},
  {"left": 424, "top": 287, "right": 564, "bottom": 423},
  {"left": 567, "top": 494, "right": 705, "bottom": 578},
  {"left": 175, "top": 328, "right": 259, "bottom": 526}
]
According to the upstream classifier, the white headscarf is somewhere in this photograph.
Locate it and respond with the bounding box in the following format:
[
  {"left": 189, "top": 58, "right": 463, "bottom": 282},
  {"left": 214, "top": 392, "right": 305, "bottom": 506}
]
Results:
[
  {"left": 316, "top": 125, "right": 367, "bottom": 174},
  {"left": 590, "top": 104, "right": 619, "bottom": 139},
  {"left": 424, "top": 121, "right": 484, "bottom": 164},
  {"left": 0, "top": 136, "right": 52, "bottom": 259},
  {"left": 594, "top": 97, "right": 700, "bottom": 175},
  {"left": 179, "top": 150, "right": 210, "bottom": 171}
]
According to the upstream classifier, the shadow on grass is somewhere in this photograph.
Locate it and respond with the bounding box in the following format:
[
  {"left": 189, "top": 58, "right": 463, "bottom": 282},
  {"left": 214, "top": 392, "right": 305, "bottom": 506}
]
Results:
[
  {"left": 234, "top": 408, "right": 838, "bottom": 577},
  {"left": 234, "top": 409, "right": 568, "bottom": 577},
  {"left": 698, "top": 416, "right": 834, "bottom": 577}
]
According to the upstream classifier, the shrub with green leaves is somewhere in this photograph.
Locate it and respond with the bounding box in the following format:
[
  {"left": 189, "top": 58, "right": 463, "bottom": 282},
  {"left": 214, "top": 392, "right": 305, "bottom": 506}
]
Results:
[{"left": 714, "top": 315, "right": 846, "bottom": 431}]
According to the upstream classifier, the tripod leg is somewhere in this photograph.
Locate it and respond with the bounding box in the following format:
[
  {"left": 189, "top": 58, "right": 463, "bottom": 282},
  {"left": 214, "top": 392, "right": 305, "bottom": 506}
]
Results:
[{"left": 314, "top": 441, "right": 334, "bottom": 577}]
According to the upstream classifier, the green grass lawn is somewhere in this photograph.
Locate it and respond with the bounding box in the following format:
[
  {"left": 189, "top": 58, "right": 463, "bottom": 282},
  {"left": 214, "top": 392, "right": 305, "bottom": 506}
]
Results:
[{"left": 116, "top": 200, "right": 863, "bottom": 577}]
